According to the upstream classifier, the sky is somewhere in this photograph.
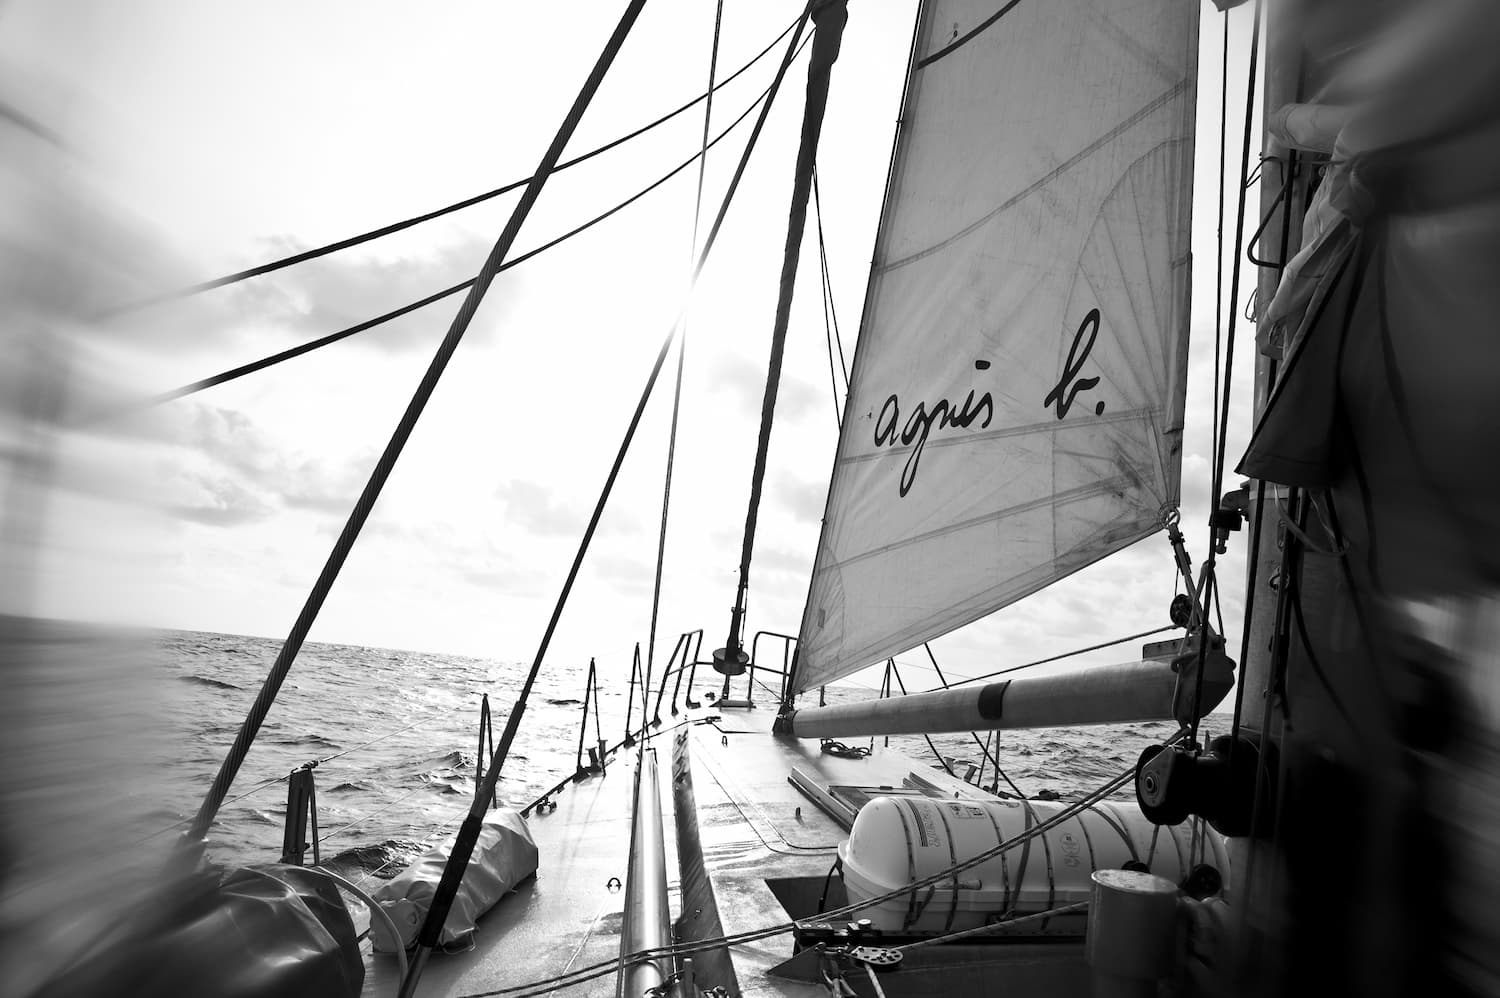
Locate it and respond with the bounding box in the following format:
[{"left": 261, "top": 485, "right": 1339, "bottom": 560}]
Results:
[{"left": 0, "top": 0, "right": 1265, "bottom": 692}]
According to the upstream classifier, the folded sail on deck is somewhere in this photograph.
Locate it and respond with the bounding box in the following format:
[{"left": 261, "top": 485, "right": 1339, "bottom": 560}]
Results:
[{"left": 791, "top": 0, "right": 1198, "bottom": 694}]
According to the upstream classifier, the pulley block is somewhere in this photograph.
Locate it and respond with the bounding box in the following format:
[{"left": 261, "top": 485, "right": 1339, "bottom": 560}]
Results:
[{"left": 1134, "top": 734, "right": 1268, "bottom": 837}]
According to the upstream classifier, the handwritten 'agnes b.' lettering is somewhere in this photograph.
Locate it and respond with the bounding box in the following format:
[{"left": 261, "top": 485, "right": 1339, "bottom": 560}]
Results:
[
  {"left": 1043, "top": 308, "right": 1106, "bottom": 420},
  {"left": 874, "top": 386, "right": 994, "bottom": 497}
]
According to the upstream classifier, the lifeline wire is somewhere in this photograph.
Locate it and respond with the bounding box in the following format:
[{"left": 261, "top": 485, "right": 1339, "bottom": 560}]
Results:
[{"left": 108, "top": 13, "right": 803, "bottom": 314}]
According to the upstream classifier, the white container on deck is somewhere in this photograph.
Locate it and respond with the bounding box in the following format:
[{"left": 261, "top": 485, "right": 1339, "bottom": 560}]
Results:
[{"left": 837, "top": 796, "right": 1218, "bottom": 934}]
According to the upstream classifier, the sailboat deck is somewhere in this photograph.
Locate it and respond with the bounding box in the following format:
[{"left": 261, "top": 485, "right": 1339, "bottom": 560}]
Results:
[
  {"left": 360, "top": 731, "right": 644, "bottom": 997},
  {"left": 360, "top": 702, "right": 1091, "bottom": 996}
]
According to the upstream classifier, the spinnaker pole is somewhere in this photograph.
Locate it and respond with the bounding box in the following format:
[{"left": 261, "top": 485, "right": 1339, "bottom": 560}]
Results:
[{"left": 783, "top": 642, "right": 1235, "bottom": 738}]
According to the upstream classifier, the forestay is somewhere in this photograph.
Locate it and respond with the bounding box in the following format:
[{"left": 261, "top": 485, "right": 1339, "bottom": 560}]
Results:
[{"left": 792, "top": 0, "right": 1198, "bottom": 693}]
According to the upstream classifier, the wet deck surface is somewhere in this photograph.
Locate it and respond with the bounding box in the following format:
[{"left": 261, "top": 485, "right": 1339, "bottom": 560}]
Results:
[{"left": 359, "top": 704, "right": 1090, "bottom": 996}]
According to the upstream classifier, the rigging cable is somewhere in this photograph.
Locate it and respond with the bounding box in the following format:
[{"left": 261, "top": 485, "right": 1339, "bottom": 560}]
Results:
[
  {"left": 399, "top": 12, "right": 819, "bottom": 994},
  {"left": 813, "top": 167, "right": 849, "bottom": 428},
  {"left": 109, "top": 13, "right": 804, "bottom": 314},
  {"left": 885, "top": 660, "right": 956, "bottom": 778},
  {"left": 932, "top": 624, "right": 1179, "bottom": 689},
  {"left": 1211, "top": 8, "right": 1229, "bottom": 485},
  {"left": 131, "top": 49, "right": 810, "bottom": 411},
  {"left": 922, "top": 643, "right": 1028, "bottom": 798},
  {"left": 1187, "top": 0, "right": 1262, "bottom": 747},
  {"left": 187, "top": 0, "right": 648, "bottom": 853},
  {"left": 644, "top": 0, "right": 724, "bottom": 715}
]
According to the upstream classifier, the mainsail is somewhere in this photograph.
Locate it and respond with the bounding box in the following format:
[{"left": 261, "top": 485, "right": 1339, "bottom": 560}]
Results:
[{"left": 791, "top": 0, "right": 1199, "bottom": 693}]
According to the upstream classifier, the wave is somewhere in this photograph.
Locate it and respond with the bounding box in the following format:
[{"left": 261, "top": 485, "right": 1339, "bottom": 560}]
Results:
[
  {"left": 265, "top": 732, "right": 341, "bottom": 749},
  {"left": 177, "top": 675, "right": 243, "bottom": 691},
  {"left": 419, "top": 750, "right": 469, "bottom": 769},
  {"left": 323, "top": 838, "right": 433, "bottom": 879}
]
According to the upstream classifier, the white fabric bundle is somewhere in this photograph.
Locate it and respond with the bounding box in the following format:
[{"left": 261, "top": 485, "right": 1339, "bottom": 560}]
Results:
[{"left": 372, "top": 809, "right": 539, "bottom": 952}]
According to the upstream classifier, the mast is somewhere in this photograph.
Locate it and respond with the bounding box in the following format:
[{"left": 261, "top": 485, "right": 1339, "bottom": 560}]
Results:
[{"left": 714, "top": 0, "right": 848, "bottom": 678}]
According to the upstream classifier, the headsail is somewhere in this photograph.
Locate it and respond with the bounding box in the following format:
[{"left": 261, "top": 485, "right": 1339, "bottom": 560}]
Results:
[{"left": 791, "top": 0, "right": 1198, "bottom": 694}]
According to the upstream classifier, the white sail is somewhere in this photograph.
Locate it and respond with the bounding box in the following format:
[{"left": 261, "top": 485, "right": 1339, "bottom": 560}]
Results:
[{"left": 792, "top": 0, "right": 1198, "bottom": 693}]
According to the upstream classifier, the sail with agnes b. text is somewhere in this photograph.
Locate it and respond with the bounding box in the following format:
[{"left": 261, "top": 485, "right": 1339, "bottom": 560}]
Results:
[{"left": 791, "top": 0, "right": 1198, "bottom": 693}]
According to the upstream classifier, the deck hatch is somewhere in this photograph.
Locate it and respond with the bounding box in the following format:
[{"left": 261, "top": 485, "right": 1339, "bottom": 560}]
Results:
[{"left": 789, "top": 767, "right": 990, "bottom": 831}]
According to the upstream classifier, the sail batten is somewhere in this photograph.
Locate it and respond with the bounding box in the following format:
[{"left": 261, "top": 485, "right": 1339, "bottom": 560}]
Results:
[{"left": 791, "top": 0, "right": 1199, "bottom": 695}]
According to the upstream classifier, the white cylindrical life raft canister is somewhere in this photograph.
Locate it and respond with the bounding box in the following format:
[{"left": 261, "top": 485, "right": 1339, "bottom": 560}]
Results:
[{"left": 837, "top": 796, "right": 1224, "bottom": 935}]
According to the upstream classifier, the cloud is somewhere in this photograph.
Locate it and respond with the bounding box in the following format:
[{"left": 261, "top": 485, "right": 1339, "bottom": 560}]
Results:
[
  {"left": 280, "top": 455, "right": 374, "bottom": 514},
  {"left": 216, "top": 233, "right": 516, "bottom": 354},
  {"left": 106, "top": 231, "right": 518, "bottom": 360},
  {"left": 461, "top": 562, "right": 543, "bottom": 595},
  {"left": 709, "top": 355, "right": 823, "bottom": 421},
  {"left": 168, "top": 472, "right": 275, "bottom": 527},
  {"left": 176, "top": 405, "right": 376, "bottom": 514},
  {"left": 316, "top": 516, "right": 545, "bottom": 597},
  {"left": 107, "top": 403, "right": 381, "bottom": 527},
  {"left": 776, "top": 472, "right": 827, "bottom": 523},
  {"left": 592, "top": 553, "right": 652, "bottom": 595},
  {"left": 496, "top": 480, "right": 582, "bottom": 537},
  {"left": 752, "top": 545, "right": 812, "bottom": 579}
]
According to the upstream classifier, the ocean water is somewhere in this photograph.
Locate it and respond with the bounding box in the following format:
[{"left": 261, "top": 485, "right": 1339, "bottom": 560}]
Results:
[{"left": 124, "top": 628, "right": 1190, "bottom": 884}]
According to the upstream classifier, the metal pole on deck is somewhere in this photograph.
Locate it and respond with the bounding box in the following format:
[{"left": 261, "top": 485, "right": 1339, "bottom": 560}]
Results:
[{"left": 618, "top": 748, "right": 672, "bottom": 996}]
